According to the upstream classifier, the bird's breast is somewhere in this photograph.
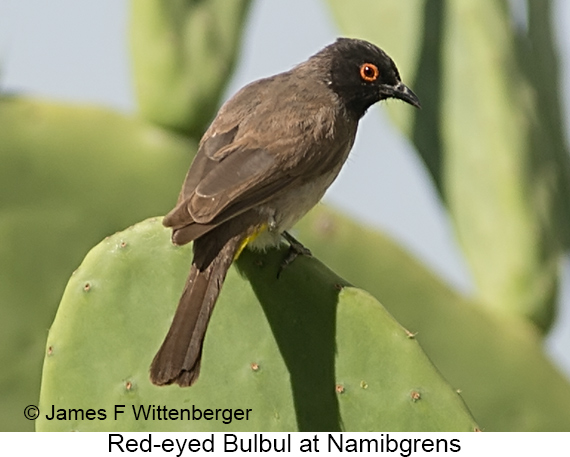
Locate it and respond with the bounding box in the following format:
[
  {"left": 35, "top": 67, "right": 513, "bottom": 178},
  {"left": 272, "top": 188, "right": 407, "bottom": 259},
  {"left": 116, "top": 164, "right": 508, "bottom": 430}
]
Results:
[{"left": 248, "top": 142, "right": 352, "bottom": 251}]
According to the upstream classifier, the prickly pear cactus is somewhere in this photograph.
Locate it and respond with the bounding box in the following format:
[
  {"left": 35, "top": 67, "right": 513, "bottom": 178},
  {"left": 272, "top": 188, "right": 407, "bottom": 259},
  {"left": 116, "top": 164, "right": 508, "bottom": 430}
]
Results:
[{"left": 37, "top": 218, "right": 477, "bottom": 431}]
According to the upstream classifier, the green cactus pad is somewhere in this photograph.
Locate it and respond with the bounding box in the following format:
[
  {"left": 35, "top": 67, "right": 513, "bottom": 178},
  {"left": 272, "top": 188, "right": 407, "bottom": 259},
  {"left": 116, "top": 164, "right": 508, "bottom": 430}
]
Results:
[
  {"left": 0, "top": 96, "right": 193, "bottom": 431},
  {"left": 38, "top": 218, "right": 477, "bottom": 431},
  {"left": 294, "top": 206, "right": 570, "bottom": 431},
  {"left": 130, "top": 0, "right": 252, "bottom": 138}
]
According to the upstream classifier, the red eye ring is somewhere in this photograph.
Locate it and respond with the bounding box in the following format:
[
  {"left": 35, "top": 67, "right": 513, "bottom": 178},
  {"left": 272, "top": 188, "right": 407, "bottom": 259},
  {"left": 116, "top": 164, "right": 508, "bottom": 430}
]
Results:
[{"left": 359, "top": 63, "right": 379, "bottom": 82}]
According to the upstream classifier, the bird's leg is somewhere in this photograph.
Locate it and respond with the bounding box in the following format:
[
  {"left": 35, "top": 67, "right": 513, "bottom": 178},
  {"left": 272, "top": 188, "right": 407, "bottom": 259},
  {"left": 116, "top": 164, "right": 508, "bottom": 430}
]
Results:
[
  {"left": 277, "top": 231, "right": 312, "bottom": 278},
  {"left": 282, "top": 231, "right": 312, "bottom": 256}
]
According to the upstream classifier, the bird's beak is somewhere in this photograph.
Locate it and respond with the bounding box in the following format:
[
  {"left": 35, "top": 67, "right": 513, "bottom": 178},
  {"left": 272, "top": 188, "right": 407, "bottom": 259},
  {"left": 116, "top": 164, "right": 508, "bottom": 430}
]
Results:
[{"left": 384, "top": 82, "right": 421, "bottom": 108}]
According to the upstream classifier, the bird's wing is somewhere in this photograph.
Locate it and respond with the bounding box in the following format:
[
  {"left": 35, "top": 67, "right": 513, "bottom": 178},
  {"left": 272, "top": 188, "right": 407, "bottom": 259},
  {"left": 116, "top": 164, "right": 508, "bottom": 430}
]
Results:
[
  {"left": 189, "top": 141, "right": 297, "bottom": 224},
  {"left": 162, "top": 125, "right": 304, "bottom": 237}
]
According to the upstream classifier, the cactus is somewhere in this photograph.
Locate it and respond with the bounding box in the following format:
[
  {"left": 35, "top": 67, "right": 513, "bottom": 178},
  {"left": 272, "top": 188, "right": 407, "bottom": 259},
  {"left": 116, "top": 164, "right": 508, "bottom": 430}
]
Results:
[
  {"left": 0, "top": 96, "right": 194, "bottom": 432},
  {"left": 37, "top": 218, "right": 477, "bottom": 431},
  {"left": 327, "top": 0, "right": 570, "bottom": 330},
  {"left": 295, "top": 206, "right": 570, "bottom": 431},
  {"left": 130, "top": 0, "right": 252, "bottom": 138}
]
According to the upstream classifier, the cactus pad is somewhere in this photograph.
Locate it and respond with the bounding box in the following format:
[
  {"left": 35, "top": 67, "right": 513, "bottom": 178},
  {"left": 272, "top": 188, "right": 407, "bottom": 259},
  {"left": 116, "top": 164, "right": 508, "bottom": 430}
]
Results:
[{"left": 38, "top": 218, "right": 477, "bottom": 431}]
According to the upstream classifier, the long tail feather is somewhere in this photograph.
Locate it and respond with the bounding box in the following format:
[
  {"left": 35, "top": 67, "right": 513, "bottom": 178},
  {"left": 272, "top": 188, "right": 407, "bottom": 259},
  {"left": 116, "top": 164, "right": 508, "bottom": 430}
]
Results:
[{"left": 150, "top": 234, "right": 241, "bottom": 386}]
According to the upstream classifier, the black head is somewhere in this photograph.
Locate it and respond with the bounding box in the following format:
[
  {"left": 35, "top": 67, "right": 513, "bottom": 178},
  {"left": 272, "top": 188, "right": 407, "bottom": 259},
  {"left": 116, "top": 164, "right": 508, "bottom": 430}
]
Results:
[{"left": 314, "top": 38, "right": 420, "bottom": 118}]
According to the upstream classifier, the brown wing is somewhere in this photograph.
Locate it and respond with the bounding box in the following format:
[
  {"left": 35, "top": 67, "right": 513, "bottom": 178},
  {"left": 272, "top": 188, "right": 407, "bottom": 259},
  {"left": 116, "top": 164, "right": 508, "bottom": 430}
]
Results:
[
  {"left": 190, "top": 145, "right": 285, "bottom": 223},
  {"left": 163, "top": 127, "right": 301, "bottom": 244}
]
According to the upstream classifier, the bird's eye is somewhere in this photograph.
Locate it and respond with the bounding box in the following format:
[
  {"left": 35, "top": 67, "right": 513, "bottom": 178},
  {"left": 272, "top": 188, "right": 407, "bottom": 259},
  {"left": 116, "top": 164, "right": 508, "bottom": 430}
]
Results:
[{"left": 359, "top": 63, "right": 379, "bottom": 82}]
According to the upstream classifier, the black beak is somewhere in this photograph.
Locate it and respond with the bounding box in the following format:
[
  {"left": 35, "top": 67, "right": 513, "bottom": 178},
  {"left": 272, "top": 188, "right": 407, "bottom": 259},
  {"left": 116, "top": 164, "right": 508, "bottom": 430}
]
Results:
[{"left": 384, "top": 82, "right": 421, "bottom": 108}]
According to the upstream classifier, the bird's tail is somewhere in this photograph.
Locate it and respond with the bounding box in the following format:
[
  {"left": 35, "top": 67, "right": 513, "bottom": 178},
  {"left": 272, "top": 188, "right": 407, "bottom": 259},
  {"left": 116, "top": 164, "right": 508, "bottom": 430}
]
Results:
[{"left": 149, "top": 233, "right": 242, "bottom": 387}]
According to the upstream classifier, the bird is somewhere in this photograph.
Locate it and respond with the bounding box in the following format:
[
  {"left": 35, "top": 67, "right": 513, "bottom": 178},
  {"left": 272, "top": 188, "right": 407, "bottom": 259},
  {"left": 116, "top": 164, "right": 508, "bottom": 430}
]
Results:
[{"left": 150, "top": 37, "right": 420, "bottom": 387}]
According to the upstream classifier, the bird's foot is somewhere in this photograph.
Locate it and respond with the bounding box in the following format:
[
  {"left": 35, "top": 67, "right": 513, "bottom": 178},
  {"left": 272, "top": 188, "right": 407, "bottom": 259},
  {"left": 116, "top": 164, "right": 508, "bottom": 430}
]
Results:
[{"left": 277, "top": 231, "right": 312, "bottom": 278}]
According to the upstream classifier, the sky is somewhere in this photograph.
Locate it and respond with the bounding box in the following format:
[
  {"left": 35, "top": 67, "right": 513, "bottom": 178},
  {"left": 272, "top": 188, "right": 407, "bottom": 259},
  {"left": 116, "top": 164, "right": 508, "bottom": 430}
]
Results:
[{"left": 1, "top": 0, "right": 570, "bottom": 377}]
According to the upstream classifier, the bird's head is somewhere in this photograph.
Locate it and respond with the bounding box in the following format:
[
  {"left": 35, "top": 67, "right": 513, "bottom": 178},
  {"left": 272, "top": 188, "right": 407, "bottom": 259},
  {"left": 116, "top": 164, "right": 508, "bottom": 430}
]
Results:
[{"left": 316, "top": 38, "right": 420, "bottom": 118}]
